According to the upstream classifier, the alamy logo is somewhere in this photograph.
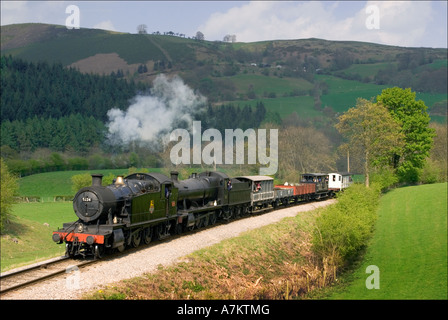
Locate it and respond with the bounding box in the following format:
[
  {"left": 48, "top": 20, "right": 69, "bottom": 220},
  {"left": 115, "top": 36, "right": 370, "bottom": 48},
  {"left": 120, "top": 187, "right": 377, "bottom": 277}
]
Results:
[
  {"left": 65, "top": 265, "right": 80, "bottom": 290},
  {"left": 170, "top": 121, "right": 278, "bottom": 175},
  {"left": 365, "top": 265, "right": 380, "bottom": 289},
  {"left": 65, "top": 4, "right": 80, "bottom": 30},
  {"left": 365, "top": 5, "right": 380, "bottom": 30}
]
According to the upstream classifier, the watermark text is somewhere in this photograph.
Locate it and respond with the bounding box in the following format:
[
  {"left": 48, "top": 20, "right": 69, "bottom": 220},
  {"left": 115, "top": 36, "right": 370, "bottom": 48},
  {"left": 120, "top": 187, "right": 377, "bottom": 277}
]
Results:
[
  {"left": 65, "top": 4, "right": 80, "bottom": 29},
  {"left": 170, "top": 121, "right": 278, "bottom": 175},
  {"left": 365, "top": 5, "right": 380, "bottom": 30},
  {"left": 365, "top": 265, "right": 380, "bottom": 289}
]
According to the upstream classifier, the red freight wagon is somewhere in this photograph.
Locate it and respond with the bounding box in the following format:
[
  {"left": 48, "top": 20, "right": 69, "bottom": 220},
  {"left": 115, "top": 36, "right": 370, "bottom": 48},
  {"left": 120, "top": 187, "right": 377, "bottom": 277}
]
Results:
[{"left": 274, "top": 183, "right": 316, "bottom": 197}]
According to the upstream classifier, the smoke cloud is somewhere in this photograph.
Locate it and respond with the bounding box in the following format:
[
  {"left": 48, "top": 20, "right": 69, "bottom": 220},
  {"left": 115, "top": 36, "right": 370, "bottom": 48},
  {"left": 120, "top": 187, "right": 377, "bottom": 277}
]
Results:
[{"left": 106, "top": 74, "right": 206, "bottom": 149}]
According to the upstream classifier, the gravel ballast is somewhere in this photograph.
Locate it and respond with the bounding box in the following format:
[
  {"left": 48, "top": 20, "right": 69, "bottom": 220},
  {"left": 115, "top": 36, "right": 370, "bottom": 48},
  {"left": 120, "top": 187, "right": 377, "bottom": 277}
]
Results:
[{"left": 1, "top": 199, "right": 334, "bottom": 300}]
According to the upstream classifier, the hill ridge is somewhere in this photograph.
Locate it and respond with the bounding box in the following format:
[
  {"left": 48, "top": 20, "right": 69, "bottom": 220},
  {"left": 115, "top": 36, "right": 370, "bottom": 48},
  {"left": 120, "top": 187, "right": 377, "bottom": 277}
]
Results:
[{"left": 1, "top": 23, "right": 447, "bottom": 123}]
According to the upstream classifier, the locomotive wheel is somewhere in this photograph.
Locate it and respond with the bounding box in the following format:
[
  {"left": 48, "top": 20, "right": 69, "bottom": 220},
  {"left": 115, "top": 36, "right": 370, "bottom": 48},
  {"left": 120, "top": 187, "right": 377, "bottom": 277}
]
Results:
[
  {"left": 143, "top": 227, "right": 152, "bottom": 244},
  {"left": 235, "top": 207, "right": 242, "bottom": 218},
  {"left": 199, "top": 215, "right": 209, "bottom": 228},
  {"left": 223, "top": 208, "right": 232, "bottom": 220},
  {"left": 155, "top": 222, "right": 170, "bottom": 240},
  {"left": 131, "top": 231, "right": 142, "bottom": 248},
  {"left": 209, "top": 212, "right": 217, "bottom": 225},
  {"left": 65, "top": 243, "right": 75, "bottom": 258},
  {"left": 94, "top": 245, "right": 105, "bottom": 259},
  {"left": 174, "top": 222, "right": 183, "bottom": 235}
]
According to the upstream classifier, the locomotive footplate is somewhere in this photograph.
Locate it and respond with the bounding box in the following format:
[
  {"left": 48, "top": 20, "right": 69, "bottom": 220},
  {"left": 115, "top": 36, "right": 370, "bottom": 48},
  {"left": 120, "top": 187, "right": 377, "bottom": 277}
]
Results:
[
  {"left": 52, "top": 222, "right": 114, "bottom": 246},
  {"left": 52, "top": 231, "right": 105, "bottom": 245}
]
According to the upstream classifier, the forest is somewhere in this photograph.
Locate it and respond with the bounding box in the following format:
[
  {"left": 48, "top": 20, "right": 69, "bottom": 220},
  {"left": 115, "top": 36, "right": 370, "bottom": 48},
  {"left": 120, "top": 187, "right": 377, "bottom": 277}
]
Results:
[
  {"left": 0, "top": 55, "right": 147, "bottom": 122},
  {"left": 0, "top": 56, "right": 277, "bottom": 176}
]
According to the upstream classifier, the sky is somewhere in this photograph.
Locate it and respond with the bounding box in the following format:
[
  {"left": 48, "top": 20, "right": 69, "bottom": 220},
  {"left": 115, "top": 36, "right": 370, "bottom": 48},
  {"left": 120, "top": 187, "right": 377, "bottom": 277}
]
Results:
[{"left": 1, "top": 1, "right": 447, "bottom": 48}]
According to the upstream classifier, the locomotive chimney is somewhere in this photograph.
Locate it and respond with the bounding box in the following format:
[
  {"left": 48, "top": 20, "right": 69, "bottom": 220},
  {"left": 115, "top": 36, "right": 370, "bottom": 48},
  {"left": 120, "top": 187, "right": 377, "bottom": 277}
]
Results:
[
  {"left": 91, "top": 174, "right": 103, "bottom": 187},
  {"left": 170, "top": 171, "right": 179, "bottom": 182}
]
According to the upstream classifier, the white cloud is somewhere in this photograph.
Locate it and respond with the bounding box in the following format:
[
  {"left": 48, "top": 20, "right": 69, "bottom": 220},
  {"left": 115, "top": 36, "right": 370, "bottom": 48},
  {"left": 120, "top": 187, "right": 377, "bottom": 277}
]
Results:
[
  {"left": 93, "top": 20, "right": 116, "bottom": 32},
  {"left": 199, "top": 1, "right": 437, "bottom": 47},
  {"left": 349, "top": 1, "right": 434, "bottom": 47},
  {"left": 1, "top": 1, "right": 68, "bottom": 26},
  {"left": 1, "top": 1, "right": 32, "bottom": 25}
]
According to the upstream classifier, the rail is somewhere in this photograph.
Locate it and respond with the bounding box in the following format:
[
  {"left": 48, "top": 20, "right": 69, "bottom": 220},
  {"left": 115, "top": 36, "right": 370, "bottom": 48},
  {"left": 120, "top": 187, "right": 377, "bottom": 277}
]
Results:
[{"left": 0, "top": 256, "right": 95, "bottom": 294}]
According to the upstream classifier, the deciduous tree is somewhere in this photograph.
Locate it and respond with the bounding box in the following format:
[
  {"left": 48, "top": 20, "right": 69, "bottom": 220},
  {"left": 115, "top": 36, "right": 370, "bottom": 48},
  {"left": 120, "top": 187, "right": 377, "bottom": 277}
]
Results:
[
  {"left": 376, "top": 87, "right": 435, "bottom": 183},
  {"left": 1, "top": 158, "right": 18, "bottom": 233},
  {"left": 336, "top": 98, "right": 404, "bottom": 187}
]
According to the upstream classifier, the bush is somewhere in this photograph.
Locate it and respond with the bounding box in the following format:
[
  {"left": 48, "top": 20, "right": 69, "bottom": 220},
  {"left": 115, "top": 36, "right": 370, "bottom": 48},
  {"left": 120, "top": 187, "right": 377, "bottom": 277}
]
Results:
[
  {"left": 1, "top": 158, "right": 19, "bottom": 233},
  {"left": 420, "top": 158, "right": 445, "bottom": 184},
  {"left": 312, "top": 183, "right": 381, "bottom": 271},
  {"left": 71, "top": 173, "right": 92, "bottom": 194},
  {"left": 71, "top": 172, "right": 121, "bottom": 194},
  {"left": 371, "top": 167, "right": 399, "bottom": 192}
]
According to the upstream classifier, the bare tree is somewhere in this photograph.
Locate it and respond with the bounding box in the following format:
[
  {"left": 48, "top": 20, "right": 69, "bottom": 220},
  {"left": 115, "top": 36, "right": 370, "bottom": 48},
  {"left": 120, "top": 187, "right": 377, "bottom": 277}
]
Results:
[
  {"left": 137, "top": 24, "right": 147, "bottom": 34},
  {"left": 223, "top": 34, "right": 237, "bottom": 43},
  {"left": 278, "top": 125, "right": 336, "bottom": 182},
  {"left": 195, "top": 31, "right": 204, "bottom": 41}
]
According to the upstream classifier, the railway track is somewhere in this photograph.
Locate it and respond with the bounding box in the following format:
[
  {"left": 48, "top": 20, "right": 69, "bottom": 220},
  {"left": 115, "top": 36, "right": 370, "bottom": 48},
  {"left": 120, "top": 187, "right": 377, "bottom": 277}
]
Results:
[
  {"left": 0, "top": 198, "right": 328, "bottom": 297},
  {"left": 0, "top": 210, "right": 270, "bottom": 296},
  {"left": 1, "top": 199, "right": 335, "bottom": 299},
  {"left": 0, "top": 256, "right": 97, "bottom": 294}
]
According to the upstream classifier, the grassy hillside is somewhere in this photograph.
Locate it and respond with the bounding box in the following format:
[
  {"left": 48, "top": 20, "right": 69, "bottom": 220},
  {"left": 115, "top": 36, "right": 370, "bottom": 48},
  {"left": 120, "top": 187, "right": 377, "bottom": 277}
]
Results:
[
  {"left": 17, "top": 169, "right": 137, "bottom": 198},
  {"left": 1, "top": 24, "right": 166, "bottom": 65},
  {"left": 1, "top": 202, "right": 73, "bottom": 271},
  {"left": 328, "top": 183, "right": 447, "bottom": 299},
  {"left": 1, "top": 23, "right": 446, "bottom": 124}
]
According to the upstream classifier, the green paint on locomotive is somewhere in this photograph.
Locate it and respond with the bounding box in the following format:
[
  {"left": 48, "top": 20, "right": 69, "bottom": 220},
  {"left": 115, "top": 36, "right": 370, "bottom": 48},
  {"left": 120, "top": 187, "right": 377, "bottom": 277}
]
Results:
[{"left": 131, "top": 183, "right": 178, "bottom": 224}]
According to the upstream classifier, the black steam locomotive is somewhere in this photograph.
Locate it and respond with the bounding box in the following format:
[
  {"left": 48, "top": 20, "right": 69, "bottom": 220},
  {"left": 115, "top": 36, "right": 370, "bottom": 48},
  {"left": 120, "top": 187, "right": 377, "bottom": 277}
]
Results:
[{"left": 53, "top": 170, "right": 352, "bottom": 258}]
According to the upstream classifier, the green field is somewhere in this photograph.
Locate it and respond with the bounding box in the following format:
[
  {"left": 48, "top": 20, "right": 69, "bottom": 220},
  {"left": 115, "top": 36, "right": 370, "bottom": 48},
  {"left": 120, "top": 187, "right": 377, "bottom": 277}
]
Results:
[
  {"left": 230, "top": 73, "right": 314, "bottom": 96},
  {"left": 317, "top": 74, "right": 389, "bottom": 113},
  {"left": 221, "top": 73, "right": 447, "bottom": 123},
  {"left": 1, "top": 202, "right": 74, "bottom": 271},
  {"left": 220, "top": 95, "right": 318, "bottom": 119},
  {"left": 341, "top": 62, "right": 396, "bottom": 78},
  {"left": 329, "top": 183, "right": 447, "bottom": 299},
  {"left": 18, "top": 168, "right": 161, "bottom": 199}
]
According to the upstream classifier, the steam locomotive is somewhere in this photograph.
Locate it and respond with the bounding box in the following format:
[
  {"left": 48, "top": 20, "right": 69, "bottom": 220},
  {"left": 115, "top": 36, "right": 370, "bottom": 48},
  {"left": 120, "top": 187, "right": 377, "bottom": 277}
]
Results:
[{"left": 52, "top": 171, "right": 352, "bottom": 258}]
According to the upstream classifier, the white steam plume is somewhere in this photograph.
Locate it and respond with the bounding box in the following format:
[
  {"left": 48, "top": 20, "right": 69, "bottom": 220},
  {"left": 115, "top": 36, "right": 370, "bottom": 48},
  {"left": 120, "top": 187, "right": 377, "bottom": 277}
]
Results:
[{"left": 106, "top": 74, "right": 206, "bottom": 148}]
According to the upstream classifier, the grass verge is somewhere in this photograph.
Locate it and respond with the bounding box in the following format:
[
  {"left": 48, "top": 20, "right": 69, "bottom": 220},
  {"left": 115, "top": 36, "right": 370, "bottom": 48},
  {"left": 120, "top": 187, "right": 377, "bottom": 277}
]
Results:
[
  {"left": 85, "top": 209, "right": 325, "bottom": 300},
  {"left": 1, "top": 202, "right": 74, "bottom": 272},
  {"left": 323, "top": 182, "right": 447, "bottom": 299}
]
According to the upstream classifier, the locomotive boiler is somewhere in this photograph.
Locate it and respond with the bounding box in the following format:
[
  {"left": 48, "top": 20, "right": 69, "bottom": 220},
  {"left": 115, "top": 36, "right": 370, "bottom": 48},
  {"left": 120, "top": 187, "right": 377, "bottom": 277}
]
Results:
[{"left": 171, "top": 171, "right": 221, "bottom": 209}]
